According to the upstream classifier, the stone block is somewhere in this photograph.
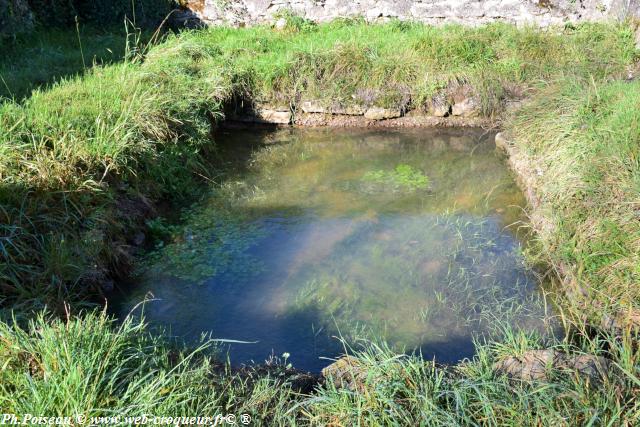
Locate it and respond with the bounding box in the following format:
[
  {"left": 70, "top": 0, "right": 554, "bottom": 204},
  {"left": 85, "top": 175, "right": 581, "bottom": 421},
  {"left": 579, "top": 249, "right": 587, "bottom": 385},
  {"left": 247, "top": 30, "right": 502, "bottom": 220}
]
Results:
[{"left": 364, "top": 107, "right": 402, "bottom": 120}]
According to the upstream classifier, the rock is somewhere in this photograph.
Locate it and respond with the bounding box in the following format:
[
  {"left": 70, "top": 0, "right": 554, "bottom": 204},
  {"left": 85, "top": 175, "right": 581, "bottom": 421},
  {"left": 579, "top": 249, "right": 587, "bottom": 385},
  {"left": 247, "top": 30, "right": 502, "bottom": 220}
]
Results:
[
  {"left": 494, "top": 132, "right": 511, "bottom": 152},
  {"left": 493, "top": 349, "right": 610, "bottom": 382},
  {"left": 300, "top": 101, "right": 326, "bottom": 114},
  {"left": 186, "top": 1, "right": 640, "bottom": 28},
  {"left": 274, "top": 17, "right": 287, "bottom": 30},
  {"left": 321, "top": 356, "right": 369, "bottom": 392},
  {"left": 364, "top": 107, "right": 402, "bottom": 121},
  {"left": 365, "top": 8, "right": 383, "bottom": 21},
  {"left": 430, "top": 103, "right": 451, "bottom": 117},
  {"left": 255, "top": 109, "right": 292, "bottom": 124},
  {"left": 493, "top": 349, "right": 561, "bottom": 381},
  {"left": 452, "top": 97, "right": 481, "bottom": 117},
  {"left": 332, "top": 105, "right": 367, "bottom": 116},
  {"left": 600, "top": 309, "right": 640, "bottom": 332},
  {"left": 300, "top": 101, "right": 367, "bottom": 116},
  {"left": 259, "top": 104, "right": 290, "bottom": 112},
  {"left": 566, "top": 354, "right": 611, "bottom": 380},
  {"left": 426, "top": 94, "right": 451, "bottom": 117}
]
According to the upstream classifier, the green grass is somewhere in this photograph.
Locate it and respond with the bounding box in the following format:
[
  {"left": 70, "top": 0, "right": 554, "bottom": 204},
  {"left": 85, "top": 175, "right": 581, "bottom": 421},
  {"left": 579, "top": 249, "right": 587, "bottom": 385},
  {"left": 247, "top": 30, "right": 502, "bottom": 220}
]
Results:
[
  {"left": 0, "top": 26, "right": 136, "bottom": 101},
  {"left": 1, "top": 20, "right": 636, "bottom": 309},
  {"left": 153, "top": 19, "right": 635, "bottom": 114},
  {"left": 0, "top": 29, "right": 227, "bottom": 309},
  {"left": 0, "top": 310, "right": 638, "bottom": 424},
  {"left": 0, "top": 310, "right": 303, "bottom": 422},
  {"left": 0, "top": 19, "right": 640, "bottom": 424},
  {"left": 507, "top": 78, "right": 640, "bottom": 327}
]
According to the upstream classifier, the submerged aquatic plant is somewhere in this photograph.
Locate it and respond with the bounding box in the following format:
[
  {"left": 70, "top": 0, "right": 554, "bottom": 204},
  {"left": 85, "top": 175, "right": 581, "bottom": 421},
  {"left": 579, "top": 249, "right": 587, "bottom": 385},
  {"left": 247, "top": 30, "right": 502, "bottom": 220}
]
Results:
[
  {"left": 362, "top": 164, "right": 430, "bottom": 192},
  {"left": 287, "top": 211, "right": 548, "bottom": 350},
  {"left": 141, "top": 202, "right": 268, "bottom": 284}
]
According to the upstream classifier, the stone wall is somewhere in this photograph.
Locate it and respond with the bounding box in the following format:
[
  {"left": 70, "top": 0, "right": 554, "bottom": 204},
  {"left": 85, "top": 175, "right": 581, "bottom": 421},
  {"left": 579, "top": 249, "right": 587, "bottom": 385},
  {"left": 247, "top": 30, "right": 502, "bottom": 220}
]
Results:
[{"left": 185, "top": 0, "right": 640, "bottom": 27}]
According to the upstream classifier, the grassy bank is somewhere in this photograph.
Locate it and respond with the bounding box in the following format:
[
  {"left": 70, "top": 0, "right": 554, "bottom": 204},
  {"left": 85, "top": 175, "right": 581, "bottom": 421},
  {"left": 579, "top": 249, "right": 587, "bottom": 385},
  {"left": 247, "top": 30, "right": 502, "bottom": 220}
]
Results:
[
  {"left": 507, "top": 78, "right": 640, "bottom": 327},
  {"left": 160, "top": 18, "right": 635, "bottom": 115},
  {"left": 1, "top": 18, "right": 640, "bottom": 424},
  {"left": 1, "top": 310, "right": 638, "bottom": 424},
  {"left": 0, "top": 31, "right": 228, "bottom": 310}
]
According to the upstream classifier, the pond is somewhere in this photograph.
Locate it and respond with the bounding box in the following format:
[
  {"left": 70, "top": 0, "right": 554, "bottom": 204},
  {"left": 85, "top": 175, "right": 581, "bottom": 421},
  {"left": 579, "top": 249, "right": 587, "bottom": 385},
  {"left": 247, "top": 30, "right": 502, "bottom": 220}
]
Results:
[{"left": 115, "top": 128, "right": 554, "bottom": 372}]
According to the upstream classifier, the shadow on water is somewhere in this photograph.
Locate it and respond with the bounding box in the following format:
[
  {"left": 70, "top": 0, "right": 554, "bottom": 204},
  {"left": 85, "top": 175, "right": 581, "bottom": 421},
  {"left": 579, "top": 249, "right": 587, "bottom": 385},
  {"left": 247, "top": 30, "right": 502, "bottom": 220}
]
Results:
[{"left": 112, "top": 127, "right": 558, "bottom": 373}]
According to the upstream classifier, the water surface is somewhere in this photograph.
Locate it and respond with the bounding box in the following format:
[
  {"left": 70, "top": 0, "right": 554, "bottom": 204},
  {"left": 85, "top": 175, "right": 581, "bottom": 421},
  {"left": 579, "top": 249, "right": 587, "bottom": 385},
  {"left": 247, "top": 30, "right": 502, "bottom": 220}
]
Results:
[{"left": 116, "top": 128, "right": 552, "bottom": 372}]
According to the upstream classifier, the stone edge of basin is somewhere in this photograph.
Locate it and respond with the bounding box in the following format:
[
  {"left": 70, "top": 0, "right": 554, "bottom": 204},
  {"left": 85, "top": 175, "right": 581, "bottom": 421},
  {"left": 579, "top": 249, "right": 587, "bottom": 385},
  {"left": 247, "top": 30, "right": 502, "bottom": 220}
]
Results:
[
  {"left": 226, "top": 95, "right": 497, "bottom": 128},
  {"left": 322, "top": 350, "right": 614, "bottom": 392}
]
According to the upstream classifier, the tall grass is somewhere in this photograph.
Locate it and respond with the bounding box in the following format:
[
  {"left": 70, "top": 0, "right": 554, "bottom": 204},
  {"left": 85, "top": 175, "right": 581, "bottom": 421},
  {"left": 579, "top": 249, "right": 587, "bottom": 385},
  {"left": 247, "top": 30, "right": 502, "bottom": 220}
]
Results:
[
  {"left": 156, "top": 19, "right": 635, "bottom": 112},
  {"left": 0, "top": 310, "right": 302, "bottom": 421},
  {"left": 507, "top": 79, "right": 640, "bottom": 328},
  {"left": 1, "top": 310, "right": 638, "bottom": 424},
  {"left": 0, "top": 29, "right": 228, "bottom": 309}
]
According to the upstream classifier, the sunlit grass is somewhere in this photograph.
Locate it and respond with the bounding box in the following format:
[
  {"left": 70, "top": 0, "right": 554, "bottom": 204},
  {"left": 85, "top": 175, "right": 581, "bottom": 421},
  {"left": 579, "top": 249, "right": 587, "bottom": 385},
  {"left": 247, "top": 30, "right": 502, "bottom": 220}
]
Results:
[
  {"left": 507, "top": 79, "right": 640, "bottom": 326},
  {"left": 0, "top": 310, "right": 301, "bottom": 420},
  {"left": 1, "top": 310, "right": 638, "bottom": 424},
  {"left": 0, "top": 18, "right": 639, "bottom": 423}
]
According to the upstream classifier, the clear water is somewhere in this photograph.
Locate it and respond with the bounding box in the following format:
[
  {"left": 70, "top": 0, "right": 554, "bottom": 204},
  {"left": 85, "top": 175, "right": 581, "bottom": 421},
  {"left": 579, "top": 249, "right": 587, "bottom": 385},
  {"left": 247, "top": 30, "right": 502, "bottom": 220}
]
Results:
[{"left": 115, "top": 128, "right": 552, "bottom": 372}]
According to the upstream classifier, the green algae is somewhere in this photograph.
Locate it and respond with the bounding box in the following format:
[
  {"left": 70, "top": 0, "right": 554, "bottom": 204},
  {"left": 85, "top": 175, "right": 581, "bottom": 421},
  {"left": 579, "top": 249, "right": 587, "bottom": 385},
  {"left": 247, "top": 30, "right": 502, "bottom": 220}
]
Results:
[{"left": 362, "top": 164, "right": 430, "bottom": 192}]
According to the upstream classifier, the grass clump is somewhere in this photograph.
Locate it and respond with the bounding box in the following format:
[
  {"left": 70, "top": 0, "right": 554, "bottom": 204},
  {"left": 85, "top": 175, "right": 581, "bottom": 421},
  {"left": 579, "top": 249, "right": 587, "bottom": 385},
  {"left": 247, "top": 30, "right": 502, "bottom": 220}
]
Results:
[
  {"left": 0, "top": 36, "right": 229, "bottom": 309},
  {"left": 160, "top": 20, "right": 635, "bottom": 113},
  {"left": 305, "top": 336, "right": 639, "bottom": 426},
  {"left": 0, "top": 310, "right": 302, "bottom": 422}
]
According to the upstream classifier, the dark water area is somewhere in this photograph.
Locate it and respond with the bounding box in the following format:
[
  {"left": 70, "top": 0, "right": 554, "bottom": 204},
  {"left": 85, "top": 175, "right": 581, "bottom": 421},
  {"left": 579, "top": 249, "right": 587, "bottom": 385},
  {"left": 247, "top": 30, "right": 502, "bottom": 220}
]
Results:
[{"left": 114, "top": 128, "right": 554, "bottom": 373}]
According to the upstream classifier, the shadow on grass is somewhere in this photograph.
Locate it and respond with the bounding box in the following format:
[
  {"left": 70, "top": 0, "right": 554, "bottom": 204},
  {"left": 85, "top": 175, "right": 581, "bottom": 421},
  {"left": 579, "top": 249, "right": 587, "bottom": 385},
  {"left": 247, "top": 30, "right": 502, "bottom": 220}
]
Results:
[{"left": 0, "top": 25, "right": 145, "bottom": 101}]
